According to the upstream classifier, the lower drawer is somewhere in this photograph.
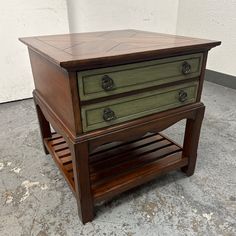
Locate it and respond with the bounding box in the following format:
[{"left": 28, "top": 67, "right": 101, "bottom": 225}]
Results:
[{"left": 81, "top": 81, "right": 198, "bottom": 132}]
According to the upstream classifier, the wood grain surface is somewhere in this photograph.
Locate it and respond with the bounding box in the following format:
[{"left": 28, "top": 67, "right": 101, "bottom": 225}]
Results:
[{"left": 20, "top": 29, "right": 221, "bottom": 70}]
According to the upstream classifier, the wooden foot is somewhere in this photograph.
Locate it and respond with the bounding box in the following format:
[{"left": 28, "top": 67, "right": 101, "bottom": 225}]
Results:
[
  {"left": 69, "top": 141, "right": 94, "bottom": 224},
  {"left": 181, "top": 105, "right": 205, "bottom": 176},
  {"left": 34, "top": 99, "right": 51, "bottom": 154}
]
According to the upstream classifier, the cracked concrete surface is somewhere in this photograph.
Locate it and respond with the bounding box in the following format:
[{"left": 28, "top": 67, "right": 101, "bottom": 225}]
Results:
[{"left": 0, "top": 82, "right": 235, "bottom": 236}]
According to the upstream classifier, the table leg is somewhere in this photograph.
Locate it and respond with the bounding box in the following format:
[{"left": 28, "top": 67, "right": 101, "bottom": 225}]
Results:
[
  {"left": 34, "top": 100, "right": 51, "bottom": 154},
  {"left": 70, "top": 141, "right": 94, "bottom": 224},
  {"left": 182, "top": 105, "right": 205, "bottom": 176}
]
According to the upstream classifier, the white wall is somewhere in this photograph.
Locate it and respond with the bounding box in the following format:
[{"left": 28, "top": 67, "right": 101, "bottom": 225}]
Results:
[
  {"left": 66, "top": 0, "right": 179, "bottom": 34},
  {"left": 0, "top": 0, "right": 69, "bottom": 103},
  {"left": 177, "top": 0, "right": 236, "bottom": 76}
]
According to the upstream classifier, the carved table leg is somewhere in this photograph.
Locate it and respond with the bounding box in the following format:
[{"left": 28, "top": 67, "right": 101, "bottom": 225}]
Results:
[
  {"left": 33, "top": 97, "right": 51, "bottom": 154},
  {"left": 182, "top": 105, "right": 205, "bottom": 176},
  {"left": 69, "top": 141, "right": 94, "bottom": 224}
]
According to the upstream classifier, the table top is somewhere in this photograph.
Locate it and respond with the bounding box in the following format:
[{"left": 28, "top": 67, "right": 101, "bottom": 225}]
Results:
[{"left": 20, "top": 29, "right": 221, "bottom": 70}]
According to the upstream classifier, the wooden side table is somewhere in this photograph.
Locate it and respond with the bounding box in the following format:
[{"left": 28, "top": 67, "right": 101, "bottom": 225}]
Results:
[{"left": 20, "top": 30, "right": 220, "bottom": 223}]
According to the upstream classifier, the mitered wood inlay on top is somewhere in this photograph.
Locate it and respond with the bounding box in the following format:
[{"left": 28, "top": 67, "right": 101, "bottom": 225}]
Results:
[{"left": 19, "top": 29, "right": 220, "bottom": 70}]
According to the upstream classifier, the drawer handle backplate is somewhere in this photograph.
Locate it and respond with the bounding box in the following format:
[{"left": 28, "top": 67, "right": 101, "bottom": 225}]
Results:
[
  {"left": 103, "top": 108, "right": 116, "bottom": 122},
  {"left": 179, "top": 90, "right": 188, "bottom": 102},
  {"left": 102, "top": 75, "right": 114, "bottom": 91},
  {"left": 182, "top": 61, "right": 191, "bottom": 75}
]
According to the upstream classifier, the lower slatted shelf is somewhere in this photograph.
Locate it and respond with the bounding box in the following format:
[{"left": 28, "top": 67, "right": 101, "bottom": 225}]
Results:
[{"left": 44, "top": 132, "right": 188, "bottom": 203}]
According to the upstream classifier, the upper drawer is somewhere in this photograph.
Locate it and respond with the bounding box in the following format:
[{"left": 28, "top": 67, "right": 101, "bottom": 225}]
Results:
[{"left": 77, "top": 53, "right": 203, "bottom": 101}]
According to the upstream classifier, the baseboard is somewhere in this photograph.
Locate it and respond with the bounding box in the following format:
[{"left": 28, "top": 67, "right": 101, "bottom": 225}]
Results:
[
  {"left": 0, "top": 97, "right": 33, "bottom": 105},
  {"left": 205, "top": 69, "right": 236, "bottom": 90}
]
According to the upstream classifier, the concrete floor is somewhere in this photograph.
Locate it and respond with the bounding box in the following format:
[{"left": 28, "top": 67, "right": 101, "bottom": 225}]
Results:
[{"left": 0, "top": 81, "right": 235, "bottom": 236}]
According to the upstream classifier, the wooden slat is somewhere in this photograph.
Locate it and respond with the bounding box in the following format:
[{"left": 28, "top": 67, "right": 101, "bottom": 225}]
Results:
[
  {"left": 49, "top": 137, "right": 65, "bottom": 146},
  {"left": 54, "top": 142, "right": 69, "bottom": 151},
  {"left": 56, "top": 149, "right": 71, "bottom": 158},
  {"left": 60, "top": 155, "right": 73, "bottom": 164}
]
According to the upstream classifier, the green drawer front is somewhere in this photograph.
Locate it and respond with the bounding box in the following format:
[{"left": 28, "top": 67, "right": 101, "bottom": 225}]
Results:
[
  {"left": 78, "top": 53, "right": 203, "bottom": 101},
  {"left": 81, "top": 81, "right": 198, "bottom": 132}
]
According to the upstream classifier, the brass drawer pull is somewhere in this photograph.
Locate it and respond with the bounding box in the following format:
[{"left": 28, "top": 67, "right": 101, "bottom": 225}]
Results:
[
  {"left": 179, "top": 90, "right": 188, "bottom": 102},
  {"left": 103, "top": 108, "right": 116, "bottom": 121},
  {"left": 182, "top": 61, "right": 191, "bottom": 75},
  {"left": 102, "top": 75, "right": 114, "bottom": 91}
]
